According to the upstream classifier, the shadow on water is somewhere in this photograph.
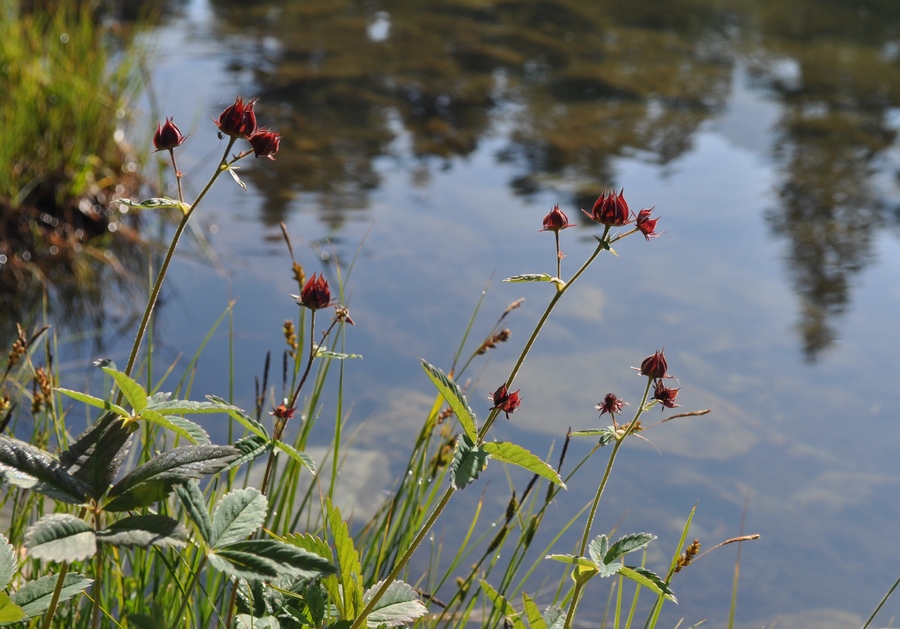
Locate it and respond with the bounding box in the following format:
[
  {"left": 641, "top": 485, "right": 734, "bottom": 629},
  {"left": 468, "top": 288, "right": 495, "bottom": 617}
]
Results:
[{"left": 205, "top": 0, "right": 900, "bottom": 360}]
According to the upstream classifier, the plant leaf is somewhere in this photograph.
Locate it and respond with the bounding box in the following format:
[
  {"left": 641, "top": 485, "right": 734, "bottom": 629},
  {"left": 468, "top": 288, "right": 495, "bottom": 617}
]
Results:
[
  {"left": 479, "top": 580, "right": 525, "bottom": 629},
  {"left": 521, "top": 593, "right": 548, "bottom": 629},
  {"left": 208, "top": 548, "right": 279, "bottom": 582},
  {"left": 235, "top": 615, "right": 280, "bottom": 629},
  {"left": 449, "top": 434, "right": 489, "bottom": 490},
  {"left": 96, "top": 515, "right": 188, "bottom": 549},
  {"left": 482, "top": 442, "right": 566, "bottom": 488},
  {"left": 0, "top": 535, "right": 16, "bottom": 590},
  {"left": 326, "top": 498, "right": 362, "bottom": 618},
  {"left": 24, "top": 514, "right": 96, "bottom": 562},
  {"left": 361, "top": 580, "right": 427, "bottom": 627},
  {"left": 116, "top": 197, "right": 188, "bottom": 212},
  {"left": 211, "top": 540, "right": 335, "bottom": 582},
  {"left": 207, "top": 396, "right": 269, "bottom": 440},
  {"left": 10, "top": 573, "right": 92, "bottom": 619},
  {"left": 100, "top": 366, "right": 148, "bottom": 414},
  {"left": 0, "top": 592, "right": 25, "bottom": 624},
  {"left": 59, "top": 412, "right": 135, "bottom": 500},
  {"left": 279, "top": 532, "right": 332, "bottom": 561},
  {"left": 315, "top": 349, "right": 363, "bottom": 360},
  {"left": 210, "top": 488, "right": 268, "bottom": 549},
  {"left": 618, "top": 566, "right": 677, "bottom": 602},
  {"left": 107, "top": 445, "right": 240, "bottom": 499},
  {"left": 502, "top": 273, "right": 553, "bottom": 283},
  {"left": 0, "top": 437, "right": 87, "bottom": 504},
  {"left": 54, "top": 388, "right": 129, "bottom": 418},
  {"left": 139, "top": 409, "right": 199, "bottom": 444},
  {"left": 175, "top": 480, "right": 213, "bottom": 544},
  {"left": 588, "top": 535, "right": 609, "bottom": 567},
  {"left": 161, "top": 415, "right": 210, "bottom": 445},
  {"left": 274, "top": 441, "right": 317, "bottom": 476},
  {"left": 421, "top": 361, "right": 477, "bottom": 442},
  {"left": 224, "top": 434, "right": 269, "bottom": 472},
  {"left": 605, "top": 533, "right": 656, "bottom": 565},
  {"left": 543, "top": 605, "right": 566, "bottom": 629},
  {"left": 103, "top": 479, "right": 174, "bottom": 512}
]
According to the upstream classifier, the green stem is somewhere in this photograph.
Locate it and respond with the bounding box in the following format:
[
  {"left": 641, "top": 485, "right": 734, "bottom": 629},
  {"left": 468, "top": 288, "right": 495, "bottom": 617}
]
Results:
[
  {"left": 349, "top": 487, "right": 455, "bottom": 629},
  {"left": 562, "top": 377, "right": 654, "bottom": 629},
  {"left": 170, "top": 554, "right": 208, "bottom": 629},
  {"left": 42, "top": 505, "right": 88, "bottom": 629},
  {"left": 118, "top": 138, "right": 237, "bottom": 396}
]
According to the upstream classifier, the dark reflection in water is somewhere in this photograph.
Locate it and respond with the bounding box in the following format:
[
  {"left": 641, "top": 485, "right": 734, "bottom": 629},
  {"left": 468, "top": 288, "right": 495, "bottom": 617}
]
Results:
[{"left": 206, "top": 0, "right": 900, "bottom": 359}]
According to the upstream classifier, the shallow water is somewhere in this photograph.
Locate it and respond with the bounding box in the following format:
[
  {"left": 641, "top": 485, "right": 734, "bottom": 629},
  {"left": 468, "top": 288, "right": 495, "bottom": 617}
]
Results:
[{"left": 15, "top": 0, "right": 900, "bottom": 626}]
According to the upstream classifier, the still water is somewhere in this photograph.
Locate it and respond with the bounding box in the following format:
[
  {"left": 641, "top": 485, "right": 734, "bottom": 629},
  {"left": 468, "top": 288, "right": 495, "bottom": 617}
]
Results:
[{"left": 26, "top": 0, "right": 900, "bottom": 626}]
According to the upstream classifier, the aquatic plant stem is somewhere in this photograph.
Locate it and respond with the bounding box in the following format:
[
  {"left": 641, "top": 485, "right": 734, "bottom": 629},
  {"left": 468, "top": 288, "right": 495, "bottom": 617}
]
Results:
[
  {"left": 119, "top": 138, "right": 237, "bottom": 392},
  {"left": 170, "top": 555, "right": 208, "bottom": 629},
  {"left": 561, "top": 377, "right": 654, "bottom": 629},
  {"left": 349, "top": 487, "right": 455, "bottom": 629}
]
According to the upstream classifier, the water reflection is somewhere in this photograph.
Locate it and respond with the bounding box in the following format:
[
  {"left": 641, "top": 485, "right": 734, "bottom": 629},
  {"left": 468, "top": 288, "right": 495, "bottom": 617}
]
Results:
[{"left": 206, "top": 0, "right": 900, "bottom": 359}]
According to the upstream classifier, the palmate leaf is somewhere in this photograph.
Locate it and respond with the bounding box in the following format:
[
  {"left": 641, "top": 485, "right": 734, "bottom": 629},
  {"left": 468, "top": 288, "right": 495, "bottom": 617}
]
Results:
[
  {"left": 0, "top": 534, "right": 16, "bottom": 590},
  {"left": 25, "top": 514, "right": 96, "bottom": 562},
  {"left": 0, "top": 592, "right": 25, "bottom": 624},
  {"left": 482, "top": 441, "right": 566, "bottom": 488},
  {"left": 361, "top": 580, "right": 427, "bottom": 627},
  {"left": 175, "top": 480, "right": 213, "bottom": 544},
  {"left": 9, "top": 573, "right": 92, "bottom": 619},
  {"left": 105, "top": 445, "right": 239, "bottom": 511},
  {"left": 96, "top": 515, "right": 188, "bottom": 549},
  {"left": 421, "top": 361, "right": 477, "bottom": 442},
  {"left": 210, "top": 488, "right": 267, "bottom": 549},
  {"left": 59, "top": 412, "right": 136, "bottom": 500},
  {"left": 449, "top": 435, "right": 489, "bottom": 490},
  {"left": 0, "top": 437, "right": 87, "bottom": 504}
]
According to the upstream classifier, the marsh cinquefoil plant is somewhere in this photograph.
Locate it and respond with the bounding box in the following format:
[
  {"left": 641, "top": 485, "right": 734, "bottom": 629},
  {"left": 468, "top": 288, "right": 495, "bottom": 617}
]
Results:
[{"left": 0, "top": 95, "right": 752, "bottom": 629}]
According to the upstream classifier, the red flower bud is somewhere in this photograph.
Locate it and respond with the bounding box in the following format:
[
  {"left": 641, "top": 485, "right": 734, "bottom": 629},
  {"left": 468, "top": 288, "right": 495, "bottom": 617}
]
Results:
[
  {"left": 297, "top": 273, "right": 331, "bottom": 310},
  {"left": 596, "top": 393, "right": 627, "bottom": 417},
  {"left": 153, "top": 117, "right": 186, "bottom": 151},
  {"left": 540, "top": 204, "right": 575, "bottom": 233},
  {"left": 583, "top": 188, "right": 632, "bottom": 226},
  {"left": 271, "top": 403, "right": 296, "bottom": 420},
  {"left": 491, "top": 384, "right": 522, "bottom": 419},
  {"left": 248, "top": 128, "right": 282, "bottom": 160},
  {"left": 215, "top": 96, "right": 258, "bottom": 138},
  {"left": 639, "top": 349, "right": 668, "bottom": 379},
  {"left": 636, "top": 208, "right": 661, "bottom": 241},
  {"left": 652, "top": 379, "right": 681, "bottom": 410}
]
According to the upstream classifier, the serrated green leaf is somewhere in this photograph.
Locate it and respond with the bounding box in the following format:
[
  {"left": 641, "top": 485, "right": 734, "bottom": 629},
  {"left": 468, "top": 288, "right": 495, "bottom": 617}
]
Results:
[
  {"left": 161, "top": 415, "right": 210, "bottom": 445},
  {"left": 274, "top": 441, "right": 317, "bottom": 475},
  {"left": 208, "top": 548, "right": 280, "bottom": 581},
  {"left": 479, "top": 581, "right": 524, "bottom": 629},
  {"left": 326, "top": 498, "right": 362, "bottom": 618},
  {"left": 140, "top": 409, "right": 199, "bottom": 443},
  {"left": 521, "top": 593, "right": 547, "bottom": 629},
  {"left": 570, "top": 428, "right": 613, "bottom": 437},
  {"left": 605, "top": 533, "right": 656, "bottom": 564},
  {"left": 0, "top": 437, "right": 87, "bottom": 504},
  {"left": 103, "top": 479, "right": 174, "bottom": 512},
  {"left": 502, "top": 273, "right": 553, "bottom": 283},
  {"left": 449, "top": 435, "right": 489, "bottom": 490},
  {"left": 0, "top": 592, "right": 25, "bottom": 624},
  {"left": 421, "top": 361, "right": 477, "bottom": 442},
  {"left": 150, "top": 398, "right": 243, "bottom": 416},
  {"left": 211, "top": 488, "right": 267, "bottom": 549},
  {"left": 116, "top": 197, "right": 188, "bottom": 212},
  {"left": 482, "top": 442, "right": 566, "bottom": 488},
  {"left": 543, "top": 605, "right": 565, "bottom": 629},
  {"left": 362, "top": 580, "right": 427, "bottom": 627},
  {"left": 100, "top": 367, "right": 148, "bottom": 414},
  {"left": 175, "top": 480, "right": 213, "bottom": 544},
  {"left": 224, "top": 434, "right": 269, "bottom": 472},
  {"left": 233, "top": 539, "right": 335, "bottom": 578},
  {"left": 9, "top": 572, "right": 91, "bottom": 619},
  {"left": 207, "top": 396, "right": 269, "bottom": 440},
  {"left": 0, "top": 535, "right": 16, "bottom": 590},
  {"left": 54, "top": 388, "right": 129, "bottom": 418},
  {"left": 24, "top": 515, "right": 96, "bottom": 562},
  {"left": 279, "top": 532, "right": 332, "bottom": 561},
  {"left": 545, "top": 554, "right": 597, "bottom": 568},
  {"left": 618, "top": 566, "right": 677, "bottom": 602},
  {"left": 96, "top": 515, "right": 188, "bottom": 549},
  {"left": 235, "top": 614, "right": 281, "bottom": 629},
  {"left": 315, "top": 349, "right": 363, "bottom": 360},
  {"left": 588, "top": 535, "right": 609, "bottom": 567},
  {"left": 108, "top": 445, "right": 239, "bottom": 499},
  {"left": 59, "top": 412, "right": 135, "bottom": 500}
]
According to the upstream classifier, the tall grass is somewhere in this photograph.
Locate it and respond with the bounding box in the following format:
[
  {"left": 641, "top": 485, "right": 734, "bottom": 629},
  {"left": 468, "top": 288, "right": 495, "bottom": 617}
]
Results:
[{"left": 0, "top": 89, "right": 765, "bottom": 629}]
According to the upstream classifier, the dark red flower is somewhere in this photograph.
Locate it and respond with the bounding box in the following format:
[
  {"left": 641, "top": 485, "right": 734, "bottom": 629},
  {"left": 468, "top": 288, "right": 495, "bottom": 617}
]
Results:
[
  {"left": 153, "top": 117, "right": 186, "bottom": 151},
  {"left": 583, "top": 189, "right": 632, "bottom": 226},
  {"left": 639, "top": 349, "right": 668, "bottom": 379},
  {"left": 636, "top": 208, "right": 661, "bottom": 241},
  {"left": 652, "top": 379, "right": 681, "bottom": 410},
  {"left": 271, "top": 403, "right": 296, "bottom": 420},
  {"left": 297, "top": 273, "right": 331, "bottom": 310},
  {"left": 596, "top": 393, "right": 627, "bottom": 418},
  {"left": 215, "top": 96, "right": 258, "bottom": 138},
  {"left": 491, "top": 384, "right": 522, "bottom": 419},
  {"left": 540, "top": 204, "right": 575, "bottom": 233},
  {"left": 248, "top": 128, "right": 282, "bottom": 159}
]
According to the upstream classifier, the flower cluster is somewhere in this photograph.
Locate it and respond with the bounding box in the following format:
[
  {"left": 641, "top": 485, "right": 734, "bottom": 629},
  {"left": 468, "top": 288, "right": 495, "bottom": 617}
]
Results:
[{"left": 637, "top": 349, "right": 681, "bottom": 410}]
